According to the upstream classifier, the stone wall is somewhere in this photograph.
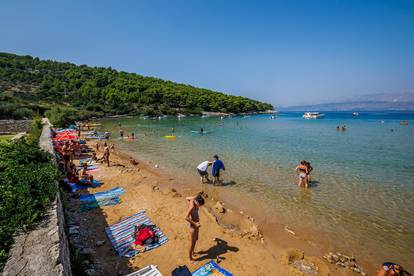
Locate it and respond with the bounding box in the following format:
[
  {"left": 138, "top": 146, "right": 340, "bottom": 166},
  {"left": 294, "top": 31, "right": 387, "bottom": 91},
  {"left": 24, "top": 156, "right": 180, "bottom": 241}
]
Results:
[{"left": 3, "top": 119, "right": 72, "bottom": 276}]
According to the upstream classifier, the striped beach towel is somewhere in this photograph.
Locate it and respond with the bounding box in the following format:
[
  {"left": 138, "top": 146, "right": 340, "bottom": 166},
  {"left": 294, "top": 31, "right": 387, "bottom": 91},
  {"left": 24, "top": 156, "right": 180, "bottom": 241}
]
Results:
[
  {"left": 79, "top": 187, "right": 125, "bottom": 203},
  {"left": 78, "top": 197, "right": 121, "bottom": 212},
  {"left": 105, "top": 210, "right": 168, "bottom": 257}
]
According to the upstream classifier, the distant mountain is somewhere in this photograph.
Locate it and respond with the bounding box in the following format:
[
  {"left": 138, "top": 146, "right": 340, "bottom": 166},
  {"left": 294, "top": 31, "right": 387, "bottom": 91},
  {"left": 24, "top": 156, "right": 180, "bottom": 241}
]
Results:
[{"left": 280, "top": 92, "right": 414, "bottom": 111}]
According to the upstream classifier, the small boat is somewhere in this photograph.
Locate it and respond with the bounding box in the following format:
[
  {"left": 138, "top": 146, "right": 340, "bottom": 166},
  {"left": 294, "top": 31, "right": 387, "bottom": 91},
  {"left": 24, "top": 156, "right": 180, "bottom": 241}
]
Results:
[
  {"left": 270, "top": 115, "right": 277, "bottom": 119},
  {"left": 352, "top": 112, "right": 359, "bottom": 116},
  {"left": 164, "top": 135, "right": 176, "bottom": 139},
  {"left": 303, "top": 112, "right": 324, "bottom": 119},
  {"left": 191, "top": 130, "right": 209, "bottom": 135},
  {"left": 86, "top": 132, "right": 110, "bottom": 140},
  {"left": 400, "top": 120, "right": 409, "bottom": 126},
  {"left": 177, "top": 114, "right": 186, "bottom": 119}
]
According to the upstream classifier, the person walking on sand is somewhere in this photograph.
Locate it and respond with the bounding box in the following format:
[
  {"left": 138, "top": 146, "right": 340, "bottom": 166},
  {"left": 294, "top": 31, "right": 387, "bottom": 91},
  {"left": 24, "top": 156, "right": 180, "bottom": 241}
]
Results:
[
  {"left": 212, "top": 155, "right": 225, "bottom": 185},
  {"left": 103, "top": 143, "right": 110, "bottom": 167},
  {"left": 196, "top": 160, "right": 212, "bottom": 184},
  {"left": 185, "top": 194, "right": 205, "bottom": 262},
  {"left": 296, "top": 160, "right": 309, "bottom": 188}
]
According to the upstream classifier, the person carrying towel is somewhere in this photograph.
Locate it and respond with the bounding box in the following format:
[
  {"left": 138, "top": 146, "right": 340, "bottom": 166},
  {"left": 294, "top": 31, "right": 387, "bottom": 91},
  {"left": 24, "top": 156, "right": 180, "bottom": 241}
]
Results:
[{"left": 212, "top": 155, "right": 225, "bottom": 185}]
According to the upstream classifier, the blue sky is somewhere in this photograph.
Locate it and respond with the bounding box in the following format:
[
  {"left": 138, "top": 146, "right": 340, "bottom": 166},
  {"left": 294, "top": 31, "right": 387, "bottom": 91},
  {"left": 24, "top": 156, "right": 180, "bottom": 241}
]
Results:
[{"left": 1, "top": 0, "right": 413, "bottom": 106}]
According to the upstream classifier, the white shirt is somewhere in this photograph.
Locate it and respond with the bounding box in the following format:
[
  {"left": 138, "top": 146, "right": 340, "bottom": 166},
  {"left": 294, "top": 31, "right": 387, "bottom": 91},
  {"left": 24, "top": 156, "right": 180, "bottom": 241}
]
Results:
[{"left": 197, "top": 161, "right": 209, "bottom": 172}]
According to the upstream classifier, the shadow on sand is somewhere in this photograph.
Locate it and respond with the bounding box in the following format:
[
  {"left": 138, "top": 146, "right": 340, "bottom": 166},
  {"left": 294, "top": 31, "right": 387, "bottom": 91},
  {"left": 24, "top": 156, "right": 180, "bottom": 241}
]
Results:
[{"left": 195, "top": 238, "right": 239, "bottom": 262}]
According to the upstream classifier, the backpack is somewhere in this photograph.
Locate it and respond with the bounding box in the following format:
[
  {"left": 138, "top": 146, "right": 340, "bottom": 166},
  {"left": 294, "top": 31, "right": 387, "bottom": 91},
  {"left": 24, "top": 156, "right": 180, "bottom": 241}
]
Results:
[{"left": 134, "top": 224, "right": 159, "bottom": 246}]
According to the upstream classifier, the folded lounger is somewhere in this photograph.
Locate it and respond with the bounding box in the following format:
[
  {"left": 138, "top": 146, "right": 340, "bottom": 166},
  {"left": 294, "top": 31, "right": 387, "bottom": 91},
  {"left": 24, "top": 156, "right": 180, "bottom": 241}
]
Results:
[{"left": 125, "top": 265, "right": 162, "bottom": 276}]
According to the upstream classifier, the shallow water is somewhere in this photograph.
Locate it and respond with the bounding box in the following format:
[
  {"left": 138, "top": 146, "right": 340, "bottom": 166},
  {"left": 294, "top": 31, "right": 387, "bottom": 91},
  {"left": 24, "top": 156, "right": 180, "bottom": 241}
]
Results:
[{"left": 99, "top": 112, "right": 414, "bottom": 271}]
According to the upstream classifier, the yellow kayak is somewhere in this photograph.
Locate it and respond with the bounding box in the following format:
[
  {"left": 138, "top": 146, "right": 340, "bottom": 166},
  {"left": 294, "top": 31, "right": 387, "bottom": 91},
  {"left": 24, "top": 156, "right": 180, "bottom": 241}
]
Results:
[{"left": 164, "top": 135, "right": 176, "bottom": 139}]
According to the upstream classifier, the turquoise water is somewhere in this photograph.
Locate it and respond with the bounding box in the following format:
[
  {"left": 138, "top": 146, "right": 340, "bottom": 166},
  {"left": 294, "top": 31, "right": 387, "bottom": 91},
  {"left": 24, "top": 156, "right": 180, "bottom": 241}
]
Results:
[{"left": 99, "top": 112, "right": 414, "bottom": 270}]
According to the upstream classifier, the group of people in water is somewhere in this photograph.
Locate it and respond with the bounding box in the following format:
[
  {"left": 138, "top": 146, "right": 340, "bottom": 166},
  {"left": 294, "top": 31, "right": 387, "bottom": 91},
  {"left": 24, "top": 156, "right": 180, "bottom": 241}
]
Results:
[
  {"left": 295, "top": 160, "right": 313, "bottom": 188},
  {"left": 196, "top": 155, "right": 226, "bottom": 185}
]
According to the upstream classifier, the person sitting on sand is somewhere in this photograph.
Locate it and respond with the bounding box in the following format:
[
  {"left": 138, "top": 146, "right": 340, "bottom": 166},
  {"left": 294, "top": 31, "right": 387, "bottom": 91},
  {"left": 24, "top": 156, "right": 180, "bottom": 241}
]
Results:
[
  {"left": 67, "top": 161, "right": 79, "bottom": 183},
  {"left": 79, "top": 163, "right": 94, "bottom": 186},
  {"left": 377, "top": 262, "right": 411, "bottom": 276},
  {"left": 185, "top": 194, "right": 205, "bottom": 262},
  {"left": 305, "top": 161, "right": 313, "bottom": 184},
  {"left": 196, "top": 160, "right": 212, "bottom": 184},
  {"left": 110, "top": 143, "right": 115, "bottom": 151},
  {"left": 212, "top": 155, "right": 225, "bottom": 185},
  {"left": 295, "top": 160, "right": 309, "bottom": 188},
  {"left": 91, "top": 152, "right": 98, "bottom": 162}
]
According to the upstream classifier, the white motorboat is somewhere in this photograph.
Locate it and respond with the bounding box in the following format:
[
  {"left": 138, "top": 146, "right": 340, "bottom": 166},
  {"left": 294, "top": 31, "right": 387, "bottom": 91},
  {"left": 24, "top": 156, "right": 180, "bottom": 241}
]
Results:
[{"left": 303, "top": 112, "right": 324, "bottom": 119}]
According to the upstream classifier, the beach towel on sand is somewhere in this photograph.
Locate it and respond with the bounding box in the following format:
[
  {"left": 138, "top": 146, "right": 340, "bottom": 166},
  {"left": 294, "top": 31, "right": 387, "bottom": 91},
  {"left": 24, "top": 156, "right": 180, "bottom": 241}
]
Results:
[
  {"left": 67, "top": 179, "right": 101, "bottom": 193},
  {"left": 105, "top": 210, "right": 168, "bottom": 257},
  {"left": 192, "top": 260, "right": 233, "bottom": 276},
  {"left": 78, "top": 197, "right": 121, "bottom": 212},
  {"left": 79, "top": 187, "right": 125, "bottom": 203}
]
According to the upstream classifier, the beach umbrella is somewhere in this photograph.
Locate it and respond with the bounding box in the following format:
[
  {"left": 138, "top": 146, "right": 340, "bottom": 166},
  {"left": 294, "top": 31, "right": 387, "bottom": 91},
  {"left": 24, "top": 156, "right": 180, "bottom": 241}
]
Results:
[{"left": 53, "top": 134, "right": 78, "bottom": 141}]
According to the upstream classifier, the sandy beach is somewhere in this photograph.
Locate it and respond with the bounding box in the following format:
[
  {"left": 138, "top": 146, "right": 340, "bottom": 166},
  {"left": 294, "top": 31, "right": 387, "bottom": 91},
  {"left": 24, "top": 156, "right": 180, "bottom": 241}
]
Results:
[{"left": 63, "top": 140, "right": 365, "bottom": 276}]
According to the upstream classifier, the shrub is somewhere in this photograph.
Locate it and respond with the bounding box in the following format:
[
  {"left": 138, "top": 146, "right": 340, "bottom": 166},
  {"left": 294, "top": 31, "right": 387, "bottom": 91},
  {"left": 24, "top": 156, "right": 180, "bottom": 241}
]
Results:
[{"left": 0, "top": 139, "right": 58, "bottom": 271}]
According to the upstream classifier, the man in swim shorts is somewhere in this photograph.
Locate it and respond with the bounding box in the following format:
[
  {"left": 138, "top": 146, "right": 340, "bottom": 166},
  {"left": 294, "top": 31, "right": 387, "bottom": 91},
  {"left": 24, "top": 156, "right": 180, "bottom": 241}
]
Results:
[
  {"left": 185, "top": 194, "right": 205, "bottom": 262},
  {"left": 196, "top": 160, "right": 212, "bottom": 184}
]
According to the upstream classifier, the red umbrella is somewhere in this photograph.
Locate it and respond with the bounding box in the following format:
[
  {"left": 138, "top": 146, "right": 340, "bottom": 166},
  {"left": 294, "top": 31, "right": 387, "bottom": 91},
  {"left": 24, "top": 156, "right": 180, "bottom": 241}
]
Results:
[{"left": 53, "top": 134, "right": 78, "bottom": 141}]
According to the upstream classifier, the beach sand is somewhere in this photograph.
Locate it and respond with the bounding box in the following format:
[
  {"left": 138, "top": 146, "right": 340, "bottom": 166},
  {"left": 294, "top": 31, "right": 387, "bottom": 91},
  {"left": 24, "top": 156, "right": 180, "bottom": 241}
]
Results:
[{"left": 65, "top": 143, "right": 361, "bottom": 275}]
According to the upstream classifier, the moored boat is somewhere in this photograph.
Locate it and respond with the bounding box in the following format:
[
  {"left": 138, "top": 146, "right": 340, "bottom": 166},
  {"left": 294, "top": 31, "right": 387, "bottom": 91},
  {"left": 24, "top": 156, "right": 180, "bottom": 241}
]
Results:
[{"left": 303, "top": 112, "right": 324, "bottom": 119}]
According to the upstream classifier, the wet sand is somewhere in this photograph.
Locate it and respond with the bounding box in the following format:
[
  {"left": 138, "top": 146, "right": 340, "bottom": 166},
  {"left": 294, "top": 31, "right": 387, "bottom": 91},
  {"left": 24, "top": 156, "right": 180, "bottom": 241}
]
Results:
[{"left": 65, "top": 142, "right": 365, "bottom": 275}]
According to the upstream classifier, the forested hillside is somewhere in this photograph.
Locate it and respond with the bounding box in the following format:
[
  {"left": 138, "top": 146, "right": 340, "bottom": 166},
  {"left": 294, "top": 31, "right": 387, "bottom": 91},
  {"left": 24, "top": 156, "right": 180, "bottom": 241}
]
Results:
[{"left": 0, "top": 53, "right": 273, "bottom": 120}]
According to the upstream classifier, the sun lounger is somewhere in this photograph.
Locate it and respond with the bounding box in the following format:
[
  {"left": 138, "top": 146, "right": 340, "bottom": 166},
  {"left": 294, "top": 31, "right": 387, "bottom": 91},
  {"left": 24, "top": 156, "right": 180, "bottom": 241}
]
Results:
[
  {"left": 192, "top": 260, "right": 233, "bottom": 276},
  {"left": 105, "top": 210, "right": 168, "bottom": 257},
  {"left": 79, "top": 187, "right": 125, "bottom": 203},
  {"left": 125, "top": 265, "right": 163, "bottom": 276}
]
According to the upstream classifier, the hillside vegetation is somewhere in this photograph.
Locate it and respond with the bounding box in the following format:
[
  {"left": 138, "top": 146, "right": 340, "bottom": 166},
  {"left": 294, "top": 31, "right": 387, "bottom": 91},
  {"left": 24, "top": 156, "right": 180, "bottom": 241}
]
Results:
[{"left": 0, "top": 53, "right": 273, "bottom": 122}]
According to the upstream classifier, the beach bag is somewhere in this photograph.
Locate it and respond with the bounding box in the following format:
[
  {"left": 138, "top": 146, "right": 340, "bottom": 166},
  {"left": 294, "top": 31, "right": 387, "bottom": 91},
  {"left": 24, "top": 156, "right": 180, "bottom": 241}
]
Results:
[
  {"left": 134, "top": 224, "right": 158, "bottom": 246},
  {"left": 172, "top": 265, "right": 192, "bottom": 276}
]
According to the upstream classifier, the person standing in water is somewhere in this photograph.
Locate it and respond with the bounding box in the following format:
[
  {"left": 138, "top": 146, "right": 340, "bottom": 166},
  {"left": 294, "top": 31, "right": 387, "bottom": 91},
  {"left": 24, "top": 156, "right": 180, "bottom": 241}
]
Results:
[
  {"left": 295, "top": 160, "right": 309, "bottom": 188},
  {"left": 212, "top": 155, "right": 225, "bottom": 185},
  {"left": 305, "top": 161, "right": 313, "bottom": 184},
  {"left": 185, "top": 194, "right": 205, "bottom": 262},
  {"left": 119, "top": 128, "right": 124, "bottom": 139},
  {"left": 196, "top": 160, "right": 212, "bottom": 183},
  {"left": 200, "top": 127, "right": 204, "bottom": 135}
]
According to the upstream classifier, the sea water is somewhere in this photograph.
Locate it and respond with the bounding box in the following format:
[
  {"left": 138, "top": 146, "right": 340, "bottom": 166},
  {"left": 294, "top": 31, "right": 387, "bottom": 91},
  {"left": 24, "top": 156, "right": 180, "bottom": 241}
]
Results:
[{"left": 99, "top": 112, "right": 414, "bottom": 270}]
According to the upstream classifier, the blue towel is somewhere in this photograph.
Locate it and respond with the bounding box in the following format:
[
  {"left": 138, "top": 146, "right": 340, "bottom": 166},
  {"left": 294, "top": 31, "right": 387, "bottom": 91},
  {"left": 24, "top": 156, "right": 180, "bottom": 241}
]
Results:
[
  {"left": 192, "top": 260, "right": 233, "bottom": 276},
  {"left": 212, "top": 160, "right": 225, "bottom": 176},
  {"left": 79, "top": 187, "right": 125, "bottom": 203},
  {"left": 67, "top": 179, "right": 101, "bottom": 193},
  {"left": 79, "top": 197, "right": 121, "bottom": 212},
  {"left": 105, "top": 210, "right": 168, "bottom": 257}
]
